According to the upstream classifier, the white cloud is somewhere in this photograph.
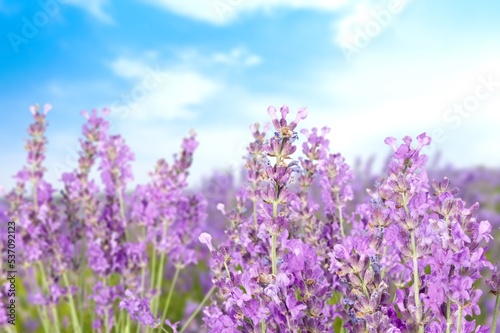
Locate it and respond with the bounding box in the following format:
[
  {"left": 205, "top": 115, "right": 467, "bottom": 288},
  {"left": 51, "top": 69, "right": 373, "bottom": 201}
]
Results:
[
  {"left": 303, "top": 50, "right": 500, "bottom": 173},
  {"left": 47, "top": 82, "right": 65, "bottom": 97},
  {"left": 110, "top": 58, "right": 153, "bottom": 79},
  {"left": 128, "top": 70, "right": 220, "bottom": 120},
  {"left": 64, "top": 0, "right": 113, "bottom": 23},
  {"left": 333, "top": 0, "right": 413, "bottom": 64},
  {"left": 167, "top": 47, "right": 262, "bottom": 69},
  {"left": 110, "top": 69, "right": 220, "bottom": 121},
  {"left": 143, "top": 0, "right": 348, "bottom": 24},
  {"left": 107, "top": 53, "right": 271, "bottom": 122},
  {"left": 334, "top": 0, "right": 410, "bottom": 43},
  {"left": 212, "top": 47, "right": 262, "bottom": 67}
]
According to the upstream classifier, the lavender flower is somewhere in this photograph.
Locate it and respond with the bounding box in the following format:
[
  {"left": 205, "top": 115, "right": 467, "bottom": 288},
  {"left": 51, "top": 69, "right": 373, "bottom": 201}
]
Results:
[{"left": 119, "top": 289, "right": 160, "bottom": 327}]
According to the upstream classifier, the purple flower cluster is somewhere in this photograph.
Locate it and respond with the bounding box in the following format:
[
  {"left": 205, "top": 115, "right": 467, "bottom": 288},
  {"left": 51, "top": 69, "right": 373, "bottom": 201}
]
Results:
[
  {"left": 2, "top": 106, "right": 209, "bottom": 333},
  {"left": 201, "top": 106, "right": 353, "bottom": 332},
  {"left": 2, "top": 103, "right": 499, "bottom": 333},
  {"left": 199, "top": 107, "right": 498, "bottom": 333},
  {"left": 330, "top": 134, "right": 494, "bottom": 332}
]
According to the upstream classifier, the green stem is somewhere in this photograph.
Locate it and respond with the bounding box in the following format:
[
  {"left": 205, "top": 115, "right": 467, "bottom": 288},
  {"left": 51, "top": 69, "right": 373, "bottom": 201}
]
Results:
[
  {"left": 149, "top": 247, "right": 157, "bottom": 292},
  {"left": 180, "top": 286, "right": 216, "bottom": 333},
  {"left": 260, "top": 320, "right": 266, "bottom": 333},
  {"left": 152, "top": 223, "right": 168, "bottom": 314},
  {"left": 104, "top": 311, "right": 110, "bottom": 333},
  {"left": 152, "top": 251, "right": 166, "bottom": 312},
  {"left": 118, "top": 188, "right": 126, "bottom": 222},
  {"left": 336, "top": 192, "right": 345, "bottom": 237},
  {"left": 158, "top": 326, "right": 170, "bottom": 333},
  {"left": 253, "top": 199, "right": 258, "bottom": 229},
  {"left": 117, "top": 188, "right": 130, "bottom": 243},
  {"left": 161, "top": 266, "right": 181, "bottom": 323},
  {"left": 37, "top": 262, "right": 61, "bottom": 333},
  {"left": 138, "top": 225, "right": 148, "bottom": 306},
  {"left": 445, "top": 298, "right": 451, "bottom": 333},
  {"left": 62, "top": 272, "right": 82, "bottom": 333},
  {"left": 124, "top": 317, "right": 131, "bottom": 333},
  {"left": 381, "top": 247, "right": 387, "bottom": 279},
  {"left": 410, "top": 230, "right": 423, "bottom": 333},
  {"left": 492, "top": 294, "right": 500, "bottom": 333},
  {"left": 37, "top": 260, "right": 48, "bottom": 287},
  {"left": 356, "top": 272, "right": 369, "bottom": 298},
  {"left": 5, "top": 325, "right": 16, "bottom": 333},
  {"left": 117, "top": 310, "right": 124, "bottom": 333},
  {"left": 36, "top": 304, "right": 51, "bottom": 333},
  {"left": 285, "top": 312, "right": 292, "bottom": 331},
  {"left": 79, "top": 237, "right": 87, "bottom": 325},
  {"left": 32, "top": 179, "right": 38, "bottom": 211},
  {"left": 457, "top": 305, "right": 463, "bottom": 333},
  {"left": 145, "top": 245, "right": 157, "bottom": 333},
  {"left": 272, "top": 201, "right": 278, "bottom": 219},
  {"left": 103, "top": 278, "right": 109, "bottom": 333},
  {"left": 90, "top": 305, "right": 96, "bottom": 333},
  {"left": 271, "top": 202, "right": 278, "bottom": 275},
  {"left": 402, "top": 192, "right": 409, "bottom": 213},
  {"left": 271, "top": 233, "right": 277, "bottom": 275},
  {"left": 51, "top": 305, "right": 61, "bottom": 333}
]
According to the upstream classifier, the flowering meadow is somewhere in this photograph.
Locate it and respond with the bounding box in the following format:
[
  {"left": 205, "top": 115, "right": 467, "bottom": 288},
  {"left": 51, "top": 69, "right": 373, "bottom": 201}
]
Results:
[{"left": 1, "top": 104, "right": 500, "bottom": 333}]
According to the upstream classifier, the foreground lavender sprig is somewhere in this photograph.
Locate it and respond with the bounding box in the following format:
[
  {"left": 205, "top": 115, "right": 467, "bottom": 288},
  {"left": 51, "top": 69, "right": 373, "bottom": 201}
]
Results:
[
  {"left": 3, "top": 105, "right": 211, "bottom": 332},
  {"left": 381, "top": 134, "right": 433, "bottom": 332},
  {"left": 264, "top": 105, "right": 308, "bottom": 275},
  {"left": 5, "top": 104, "right": 80, "bottom": 333},
  {"left": 201, "top": 105, "right": 352, "bottom": 332},
  {"left": 346, "top": 133, "right": 493, "bottom": 333},
  {"left": 61, "top": 109, "right": 111, "bottom": 333},
  {"left": 127, "top": 130, "right": 207, "bottom": 333}
]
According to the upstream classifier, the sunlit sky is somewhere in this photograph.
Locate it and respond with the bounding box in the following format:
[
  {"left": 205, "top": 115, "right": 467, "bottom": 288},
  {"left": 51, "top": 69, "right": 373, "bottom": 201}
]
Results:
[{"left": 1, "top": 0, "right": 500, "bottom": 191}]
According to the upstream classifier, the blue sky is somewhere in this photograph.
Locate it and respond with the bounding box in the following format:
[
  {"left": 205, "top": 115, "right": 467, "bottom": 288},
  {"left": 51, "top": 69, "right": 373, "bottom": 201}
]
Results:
[{"left": 1, "top": 0, "right": 500, "bottom": 191}]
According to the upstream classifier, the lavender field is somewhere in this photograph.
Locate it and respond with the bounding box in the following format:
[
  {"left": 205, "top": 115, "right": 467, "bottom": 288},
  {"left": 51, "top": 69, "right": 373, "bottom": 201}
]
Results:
[
  {"left": 2, "top": 1, "right": 500, "bottom": 333},
  {"left": 0, "top": 104, "right": 499, "bottom": 333}
]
